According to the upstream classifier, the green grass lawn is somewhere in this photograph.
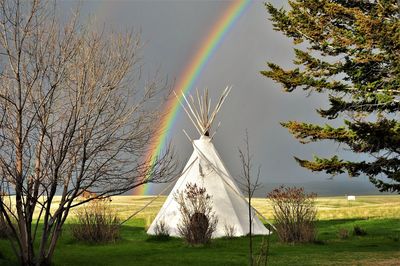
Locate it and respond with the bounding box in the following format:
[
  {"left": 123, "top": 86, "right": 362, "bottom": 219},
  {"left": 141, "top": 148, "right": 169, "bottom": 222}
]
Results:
[{"left": 1, "top": 196, "right": 400, "bottom": 265}]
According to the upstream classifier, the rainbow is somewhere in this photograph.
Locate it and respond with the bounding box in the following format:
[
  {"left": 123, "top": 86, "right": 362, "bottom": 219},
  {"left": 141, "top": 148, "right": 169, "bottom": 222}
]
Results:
[{"left": 133, "top": 0, "right": 252, "bottom": 195}]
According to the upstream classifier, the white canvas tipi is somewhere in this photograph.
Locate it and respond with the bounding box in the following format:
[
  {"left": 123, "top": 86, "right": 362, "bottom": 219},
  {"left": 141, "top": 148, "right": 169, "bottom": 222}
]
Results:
[{"left": 147, "top": 87, "right": 270, "bottom": 237}]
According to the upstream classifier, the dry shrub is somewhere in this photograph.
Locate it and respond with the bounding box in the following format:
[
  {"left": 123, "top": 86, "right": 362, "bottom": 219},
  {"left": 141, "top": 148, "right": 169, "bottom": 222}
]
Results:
[
  {"left": 223, "top": 223, "right": 236, "bottom": 238},
  {"left": 267, "top": 185, "right": 317, "bottom": 243},
  {"left": 338, "top": 228, "right": 349, "bottom": 239},
  {"left": 154, "top": 220, "right": 170, "bottom": 239},
  {"left": 71, "top": 199, "right": 120, "bottom": 243},
  {"left": 175, "top": 183, "right": 218, "bottom": 245}
]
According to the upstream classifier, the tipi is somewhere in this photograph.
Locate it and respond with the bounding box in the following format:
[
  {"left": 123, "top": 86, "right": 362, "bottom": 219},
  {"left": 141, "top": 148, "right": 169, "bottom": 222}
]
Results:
[{"left": 147, "top": 87, "right": 270, "bottom": 237}]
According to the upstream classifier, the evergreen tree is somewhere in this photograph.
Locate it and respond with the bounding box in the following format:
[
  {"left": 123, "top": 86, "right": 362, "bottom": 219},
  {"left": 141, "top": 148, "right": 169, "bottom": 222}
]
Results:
[{"left": 262, "top": 1, "right": 400, "bottom": 193}]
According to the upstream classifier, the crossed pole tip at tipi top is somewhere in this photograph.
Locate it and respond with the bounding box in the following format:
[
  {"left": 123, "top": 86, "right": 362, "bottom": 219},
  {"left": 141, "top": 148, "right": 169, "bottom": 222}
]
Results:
[{"left": 174, "top": 86, "right": 232, "bottom": 139}]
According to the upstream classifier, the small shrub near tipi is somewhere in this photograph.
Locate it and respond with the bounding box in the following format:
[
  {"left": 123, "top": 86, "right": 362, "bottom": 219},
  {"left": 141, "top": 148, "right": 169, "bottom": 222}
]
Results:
[
  {"left": 267, "top": 185, "right": 317, "bottom": 243},
  {"left": 153, "top": 220, "right": 170, "bottom": 240},
  {"left": 223, "top": 223, "right": 236, "bottom": 239},
  {"left": 71, "top": 198, "right": 120, "bottom": 243},
  {"left": 175, "top": 183, "right": 218, "bottom": 245}
]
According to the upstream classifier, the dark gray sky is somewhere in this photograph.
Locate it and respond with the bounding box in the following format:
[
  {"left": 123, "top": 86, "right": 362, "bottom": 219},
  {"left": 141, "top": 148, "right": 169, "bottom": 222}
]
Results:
[{"left": 60, "top": 0, "right": 381, "bottom": 196}]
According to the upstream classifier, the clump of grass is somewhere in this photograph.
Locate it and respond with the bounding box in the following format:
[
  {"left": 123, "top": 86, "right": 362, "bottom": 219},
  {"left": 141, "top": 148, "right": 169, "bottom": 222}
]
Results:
[
  {"left": 353, "top": 225, "right": 367, "bottom": 236},
  {"left": 71, "top": 199, "right": 120, "bottom": 243},
  {"left": 338, "top": 228, "right": 349, "bottom": 239}
]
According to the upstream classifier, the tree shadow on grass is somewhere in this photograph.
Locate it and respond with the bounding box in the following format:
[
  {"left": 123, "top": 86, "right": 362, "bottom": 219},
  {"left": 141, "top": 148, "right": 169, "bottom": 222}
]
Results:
[
  {"left": 62, "top": 223, "right": 147, "bottom": 245},
  {"left": 317, "top": 218, "right": 361, "bottom": 227},
  {"left": 145, "top": 235, "right": 175, "bottom": 242}
]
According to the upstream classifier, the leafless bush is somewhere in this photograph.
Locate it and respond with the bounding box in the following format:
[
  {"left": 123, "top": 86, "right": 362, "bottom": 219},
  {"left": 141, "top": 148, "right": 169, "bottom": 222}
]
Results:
[
  {"left": 267, "top": 186, "right": 317, "bottom": 243},
  {"left": 338, "top": 228, "right": 349, "bottom": 239},
  {"left": 71, "top": 199, "right": 120, "bottom": 243},
  {"left": 154, "top": 220, "right": 170, "bottom": 238},
  {"left": 175, "top": 183, "right": 218, "bottom": 245},
  {"left": 223, "top": 223, "right": 236, "bottom": 238}
]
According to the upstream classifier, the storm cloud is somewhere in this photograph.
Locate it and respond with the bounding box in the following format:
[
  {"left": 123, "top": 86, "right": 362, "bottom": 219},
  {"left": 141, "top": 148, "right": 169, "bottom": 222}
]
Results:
[{"left": 59, "top": 0, "right": 381, "bottom": 196}]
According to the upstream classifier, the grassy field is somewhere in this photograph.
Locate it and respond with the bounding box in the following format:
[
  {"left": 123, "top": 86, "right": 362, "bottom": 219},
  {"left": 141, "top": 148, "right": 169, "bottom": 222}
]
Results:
[{"left": 1, "top": 195, "right": 399, "bottom": 265}]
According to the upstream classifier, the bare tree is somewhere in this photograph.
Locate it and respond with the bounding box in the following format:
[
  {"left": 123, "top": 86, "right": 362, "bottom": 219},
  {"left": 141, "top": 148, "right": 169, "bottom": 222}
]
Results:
[
  {"left": 237, "top": 130, "right": 262, "bottom": 266},
  {"left": 0, "top": 1, "right": 176, "bottom": 265}
]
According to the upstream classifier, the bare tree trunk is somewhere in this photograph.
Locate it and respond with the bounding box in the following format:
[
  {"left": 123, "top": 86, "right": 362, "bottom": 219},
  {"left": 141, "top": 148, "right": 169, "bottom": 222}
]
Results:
[
  {"left": 238, "top": 130, "right": 262, "bottom": 266},
  {"left": 248, "top": 189, "right": 253, "bottom": 266}
]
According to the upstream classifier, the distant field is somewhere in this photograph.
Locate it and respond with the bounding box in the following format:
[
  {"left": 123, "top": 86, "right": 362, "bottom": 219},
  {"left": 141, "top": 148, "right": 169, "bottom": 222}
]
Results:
[
  {"left": 6, "top": 195, "right": 400, "bottom": 225},
  {"left": 105, "top": 195, "right": 400, "bottom": 227}
]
